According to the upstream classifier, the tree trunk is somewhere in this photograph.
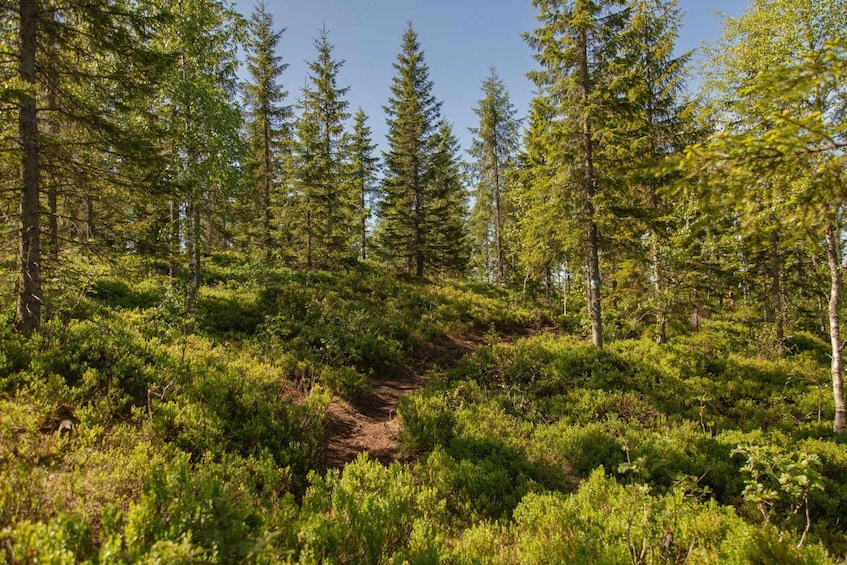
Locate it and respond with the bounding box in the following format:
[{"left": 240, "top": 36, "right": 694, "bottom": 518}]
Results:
[
  {"left": 771, "top": 229, "right": 784, "bottom": 353},
  {"left": 651, "top": 233, "right": 666, "bottom": 345},
  {"left": 47, "top": 89, "right": 59, "bottom": 263},
  {"left": 306, "top": 207, "right": 313, "bottom": 269},
  {"left": 47, "top": 184, "right": 57, "bottom": 257},
  {"left": 492, "top": 128, "right": 505, "bottom": 285},
  {"left": 361, "top": 174, "right": 367, "bottom": 260},
  {"left": 649, "top": 171, "right": 664, "bottom": 345},
  {"left": 14, "top": 0, "right": 41, "bottom": 335},
  {"left": 85, "top": 196, "right": 94, "bottom": 240},
  {"left": 186, "top": 186, "right": 200, "bottom": 324},
  {"left": 263, "top": 118, "right": 272, "bottom": 261},
  {"left": 579, "top": 27, "right": 602, "bottom": 348},
  {"left": 826, "top": 225, "right": 846, "bottom": 432},
  {"left": 169, "top": 198, "right": 180, "bottom": 283},
  {"left": 414, "top": 168, "right": 424, "bottom": 277}
]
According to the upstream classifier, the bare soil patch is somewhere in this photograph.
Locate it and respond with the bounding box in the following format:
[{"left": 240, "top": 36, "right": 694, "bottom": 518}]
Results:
[{"left": 323, "top": 328, "right": 548, "bottom": 468}]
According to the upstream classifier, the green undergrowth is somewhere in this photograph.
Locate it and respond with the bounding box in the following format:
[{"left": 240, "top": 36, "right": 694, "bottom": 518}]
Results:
[
  {"left": 398, "top": 323, "right": 847, "bottom": 561},
  {"left": 1, "top": 254, "right": 846, "bottom": 562}
]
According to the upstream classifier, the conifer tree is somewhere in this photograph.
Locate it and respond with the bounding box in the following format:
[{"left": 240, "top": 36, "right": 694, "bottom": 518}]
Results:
[
  {"left": 428, "top": 121, "right": 470, "bottom": 277},
  {"left": 292, "top": 27, "right": 351, "bottom": 268},
  {"left": 525, "top": 0, "right": 630, "bottom": 348},
  {"left": 348, "top": 109, "right": 379, "bottom": 260},
  {"left": 622, "top": 0, "right": 693, "bottom": 344},
  {"left": 2, "top": 0, "right": 165, "bottom": 333},
  {"left": 243, "top": 1, "right": 290, "bottom": 260},
  {"left": 511, "top": 97, "right": 571, "bottom": 302},
  {"left": 376, "top": 23, "right": 446, "bottom": 277},
  {"left": 468, "top": 67, "right": 520, "bottom": 285}
]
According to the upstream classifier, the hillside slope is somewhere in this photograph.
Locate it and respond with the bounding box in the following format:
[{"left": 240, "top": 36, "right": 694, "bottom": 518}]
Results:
[{"left": 1, "top": 255, "right": 845, "bottom": 563}]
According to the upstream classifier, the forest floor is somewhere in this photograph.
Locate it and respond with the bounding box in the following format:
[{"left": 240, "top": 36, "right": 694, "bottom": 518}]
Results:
[{"left": 324, "top": 328, "right": 548, "bottom": 467}]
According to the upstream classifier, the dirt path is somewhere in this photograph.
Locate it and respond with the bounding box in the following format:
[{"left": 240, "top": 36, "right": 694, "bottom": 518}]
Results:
[{"left": 323, "top": 329, "right": 544, "bottom": 468}]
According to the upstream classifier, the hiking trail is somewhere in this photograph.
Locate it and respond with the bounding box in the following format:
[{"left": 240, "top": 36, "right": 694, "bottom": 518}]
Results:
[{"left": 323, "top": 329, "right": 545, "bottom": 467}]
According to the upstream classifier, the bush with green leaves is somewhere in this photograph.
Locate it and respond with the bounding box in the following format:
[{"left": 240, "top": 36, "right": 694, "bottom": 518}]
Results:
[{"left": 297, "top": 455, "right": 447, "bottom": 564}]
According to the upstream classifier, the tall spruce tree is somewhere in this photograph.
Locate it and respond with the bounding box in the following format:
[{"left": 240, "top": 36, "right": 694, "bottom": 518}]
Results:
[
  {"left": 512, "top": 97, "right": 570, "bottom": 302},
  {"left": 292, "top": 27, "right": 351, "bottom": 268},
  {"left": 623, "top": 0, "right": 693, "bottom": 344},
  {"left": 525, "top": 0, "right": 630, "bottom": 348},
  {"left": 348, "top": 109, "right": 379, "bottom": 260},
  {"left": 2, "top": 0, "right": 164, "bottom": 334},
  {"left": 376, "top": 22, "right": 446, "bottom": 277},
  {"left": 243, "top": 1, "right": 290, "bottom": 260},
  {"left": 468, "top": 67, "right": 521, "bottom": 284},
  {"left": 428, "top": 120, "right": 470, "bottom": 277}
]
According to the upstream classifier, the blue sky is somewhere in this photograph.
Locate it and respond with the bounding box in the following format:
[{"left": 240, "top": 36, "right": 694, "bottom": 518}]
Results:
[{"left": 232, "top": 0, "right": 746, "bottom": 153}]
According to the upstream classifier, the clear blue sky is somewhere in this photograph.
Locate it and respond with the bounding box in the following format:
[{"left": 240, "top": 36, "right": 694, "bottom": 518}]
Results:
[{"left": 232, "top": 0, "right": 746, "bottom": 154}]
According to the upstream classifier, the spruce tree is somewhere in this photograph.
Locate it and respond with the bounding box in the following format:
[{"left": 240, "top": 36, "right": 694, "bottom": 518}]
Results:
[
  {"left": 348, "top": 109, "right": 379, "bottom": 260},
  {"left": 292, "top": 27, "right": 351, "bottom": 268},
  {"left": 3, "top": 0, "right": 165, "bottom": 333},
  {"left": 511, "top": 97, "right": 571, "bottom": 302},
  {"left": 622, "top": 0, "right": 693, "bottom": 344},
  {"left": 525, "top": 0, "right": 630, "bottom": 348},
  {"left": 468, "top": 67, "right": 520, "bottom": 284},
  {"left": 376, "top": 22, "right": 443, "bottom": 277},
  {"left": 428, "top": 121, "right": 470, "bottom": 277},
  {"left": 243, "top": 1, "right": 291, "bottom": 260}
]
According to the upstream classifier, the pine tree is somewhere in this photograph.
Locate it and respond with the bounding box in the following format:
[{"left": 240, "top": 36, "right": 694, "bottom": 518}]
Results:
[
  {"left": 468, "top": 67, "right": 521, "bottom": 284},
  {"left": 243, "top": 1, "right": 291, "bottom": 260},
  {"left": 292, "top": 26, "right": 352, "bottom": 268},
  {"left": 348, "top": 109, "right": 379, "bottom": 260},
  {"left": 524, "top": 0, "right": 630, "bottom": 348},
  {"left": 376, "top": 22, "right": 443, "bottom": 277}
]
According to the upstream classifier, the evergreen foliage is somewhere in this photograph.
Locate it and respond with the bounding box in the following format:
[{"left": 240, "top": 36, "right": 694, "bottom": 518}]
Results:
[
  {"left": 376, "top": 23, "right": 467, "bottom": 277},
  {"left": 468, "top": 67, "right": 521, "bottom": 285},
  {"left": 1, "top": 0, "right": 167, "bottom": 333},
  {"left": 524, "top": 0, "right": 631, "bottom": 348},
  {"left": 2, "top": 0, "right": 847, "bottom": 561},
  {"left": 348, "top": 109, "right": 380, "bottom": 260},
  {"left": 241, "top": 1, "right": 291, "bottom": 260},
  {"left": 291, "top": 27, "right": 352, "bottom": 268}
]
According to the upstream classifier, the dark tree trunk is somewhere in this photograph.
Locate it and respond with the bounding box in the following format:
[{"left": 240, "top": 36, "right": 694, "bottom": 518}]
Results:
[
  {"left": 14, "top": 0, "right": 41, "bottom": 334},
  {"left": 85, "top": 196, "right": 94, "bottom": 240},
  {"left": 414, "top": 166, "right": 424, "bottom": 277},
  {"left": 306, "top": 207, "right": 313, "bottom": 269},
  {"left": 263, "top": 118, "right": 273, "bottom": 261},
  {"left": 169, "top": 198, "right": 180, "bottom": 283},
  {"left": 47, "top": 89, "right": 59, "bottom": 263},
  {"left": 186, "top": 187, "right": 200, "bottom": 322},
  {"left": 492, "top": 125, "right": 505, "bottom": 284},
  {"left": 579, "top": 28, "right": 602, "bottom": 349},
  {"left": 361, "top": 175, "right": 367, "bottom": 260}
]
